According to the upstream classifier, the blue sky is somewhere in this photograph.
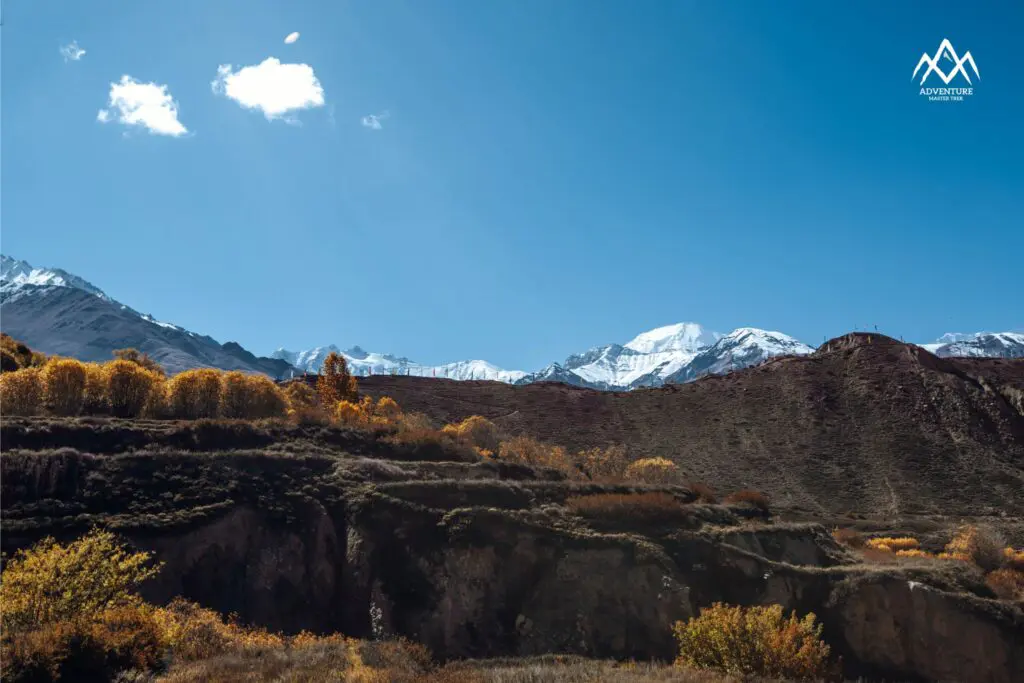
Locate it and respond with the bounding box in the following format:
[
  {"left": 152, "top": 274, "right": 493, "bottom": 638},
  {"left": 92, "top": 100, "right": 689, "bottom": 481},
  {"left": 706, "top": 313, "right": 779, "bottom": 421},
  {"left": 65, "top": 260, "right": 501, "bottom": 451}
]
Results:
[{"left": 2, "top": 1, "right": 1022, "bottom": 370}]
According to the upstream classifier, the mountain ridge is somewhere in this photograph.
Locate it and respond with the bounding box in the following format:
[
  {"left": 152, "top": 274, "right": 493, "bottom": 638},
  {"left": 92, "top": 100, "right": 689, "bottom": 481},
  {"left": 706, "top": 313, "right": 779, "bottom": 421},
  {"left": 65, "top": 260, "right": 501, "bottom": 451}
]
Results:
[{"left": 2, "top": 254, "right": 1021, "bottom": 384}]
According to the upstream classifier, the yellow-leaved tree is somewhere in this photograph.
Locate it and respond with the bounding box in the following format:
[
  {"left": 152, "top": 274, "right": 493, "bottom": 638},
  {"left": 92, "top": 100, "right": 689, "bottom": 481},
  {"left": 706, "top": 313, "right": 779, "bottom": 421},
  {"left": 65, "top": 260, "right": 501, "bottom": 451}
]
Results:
[
  {"left": 316, "top": 352, "right": 357, "bottom": 406},
  {"left": 0, "top": 529, "right": 162, "bottom": 633},
  {"left": 112, "top": 348, "right": 166, "bottom": 376},
  {"left": 105, "top": 359, "right": 162, "bottom": 418},
  {"left": 166, "top": 368, "right": 223, "bottom": 419},
  {"left": 41, "top": 358, "right": 88, "bottom": 416},
  {"left": 0, "top": 367, "right": 43, "bottom": 415}
]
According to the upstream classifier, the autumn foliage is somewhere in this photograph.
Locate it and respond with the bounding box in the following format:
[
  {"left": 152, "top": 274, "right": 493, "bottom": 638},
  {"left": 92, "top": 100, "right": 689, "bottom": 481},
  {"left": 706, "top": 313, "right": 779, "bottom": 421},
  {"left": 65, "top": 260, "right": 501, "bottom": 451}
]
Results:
[
  {"left": 0, "top": 367, "right": 43, "bottom": 415},
  {"left": 40, "top": 358, "right": 88, "bottom": 416},
  {"left": 623, "top": 457, "right": 682, "bottom": 484},
  {"left": 317, "top": 351, "right": 358, "bottom": 406},
  {"left": 442, "top": 415, "right": 501, "bottom": 454},
  {"left": 673, "top": 603, "right": 832, "bottom": 680}
]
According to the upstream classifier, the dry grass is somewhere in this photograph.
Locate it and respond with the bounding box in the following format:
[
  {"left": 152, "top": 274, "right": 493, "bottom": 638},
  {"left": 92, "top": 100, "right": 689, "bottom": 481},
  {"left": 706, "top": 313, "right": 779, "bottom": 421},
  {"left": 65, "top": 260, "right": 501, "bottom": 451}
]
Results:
[
  {"left": 687, "top": 481, "right": 718, "bottom": 504},
  {"left": 831, "top": 528, "right": 865, "bottom": 549},
  {"left": 723, "top": 489, "right": 770, "bottom": 512},
  {"left": 565, "top": 492, "right": 692, "bottom": 526}
]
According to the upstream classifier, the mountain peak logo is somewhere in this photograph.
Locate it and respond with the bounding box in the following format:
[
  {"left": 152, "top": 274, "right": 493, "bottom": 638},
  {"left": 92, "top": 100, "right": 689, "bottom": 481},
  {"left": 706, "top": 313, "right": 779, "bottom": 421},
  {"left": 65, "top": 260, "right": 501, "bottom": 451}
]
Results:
[{"left": 914, "top": 39, "right": 978, "bottom": 101}]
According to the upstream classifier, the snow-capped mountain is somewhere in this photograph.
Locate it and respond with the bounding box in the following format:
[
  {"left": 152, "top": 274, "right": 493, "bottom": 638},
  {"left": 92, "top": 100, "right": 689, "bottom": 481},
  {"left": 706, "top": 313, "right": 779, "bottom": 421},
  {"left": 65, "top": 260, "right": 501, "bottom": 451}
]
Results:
[
  {"left": 271, "top": 344, "right": 528, "bottom": 382},
  {"left": 0, "top": 255, "right": 295, "bottom": 377},
  {"left": 662, "top": 328, "right": 815, "bottom": 384},
  {"left": 921, "top": 332, "right": 1024, "bottom": 359}
]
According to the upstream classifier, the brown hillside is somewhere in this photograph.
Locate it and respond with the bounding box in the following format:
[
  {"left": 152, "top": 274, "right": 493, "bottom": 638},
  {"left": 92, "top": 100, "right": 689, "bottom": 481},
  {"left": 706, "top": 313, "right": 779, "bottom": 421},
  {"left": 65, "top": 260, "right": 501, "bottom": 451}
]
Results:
[{"left": 352, "top": 334, "right": 1024, "bottom": 518}]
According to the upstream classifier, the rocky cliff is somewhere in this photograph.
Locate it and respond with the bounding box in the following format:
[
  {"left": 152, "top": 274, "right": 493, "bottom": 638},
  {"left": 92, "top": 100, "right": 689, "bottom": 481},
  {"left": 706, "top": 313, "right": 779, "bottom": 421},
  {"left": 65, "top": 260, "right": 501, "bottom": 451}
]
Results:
[{"left": 2, "top": 417, "right": 1022, "bottom": 682}]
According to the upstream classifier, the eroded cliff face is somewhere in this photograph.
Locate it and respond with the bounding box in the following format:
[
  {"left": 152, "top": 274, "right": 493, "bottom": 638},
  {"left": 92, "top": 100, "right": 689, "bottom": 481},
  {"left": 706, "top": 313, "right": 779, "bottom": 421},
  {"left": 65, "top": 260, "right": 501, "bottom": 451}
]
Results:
[{"left": 2, "top": 420, "right": 1022, "bottom": 682}]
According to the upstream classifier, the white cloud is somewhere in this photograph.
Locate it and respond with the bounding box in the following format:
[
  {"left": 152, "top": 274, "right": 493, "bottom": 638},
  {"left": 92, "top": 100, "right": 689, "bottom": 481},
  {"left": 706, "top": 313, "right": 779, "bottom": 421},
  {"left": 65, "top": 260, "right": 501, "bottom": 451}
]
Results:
[
  {"left": 60, "top": 41, "right": 86, "bottom": 62},
  {"left": 284, "top": 32, "right": 300, "bottom": 44},
  {"left": 212, "top": 58, "right": 325, "bottom": 121},
  {"left": 97, "top": 76, "right": 189, "bottom": 137},
  {"left": 361, "top": 111, "right": 390, "bottom": 130}
]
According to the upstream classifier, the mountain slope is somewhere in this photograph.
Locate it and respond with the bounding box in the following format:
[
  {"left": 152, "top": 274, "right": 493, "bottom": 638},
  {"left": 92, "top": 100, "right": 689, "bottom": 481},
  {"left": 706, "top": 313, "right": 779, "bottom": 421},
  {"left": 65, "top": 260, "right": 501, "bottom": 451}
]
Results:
[
  {"left": 0, "top": 256, "right": 295, "bottom": 377},
  {"left": 354, "top": 333, "right": 1024, "bottom": 517}
]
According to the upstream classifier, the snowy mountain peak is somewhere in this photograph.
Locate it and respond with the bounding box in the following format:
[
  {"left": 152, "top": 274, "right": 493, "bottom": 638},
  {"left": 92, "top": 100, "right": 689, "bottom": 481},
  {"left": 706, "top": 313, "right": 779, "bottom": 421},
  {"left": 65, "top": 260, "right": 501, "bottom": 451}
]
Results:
[
  {"left": 1, "top": 255, "right": 110, "bottom": 301},
  {"left": 624, "top": 322, "right": 720, "bottom": 354},
  {"left": 923, "top": 331, "right": 1024, "bottom": 359}
]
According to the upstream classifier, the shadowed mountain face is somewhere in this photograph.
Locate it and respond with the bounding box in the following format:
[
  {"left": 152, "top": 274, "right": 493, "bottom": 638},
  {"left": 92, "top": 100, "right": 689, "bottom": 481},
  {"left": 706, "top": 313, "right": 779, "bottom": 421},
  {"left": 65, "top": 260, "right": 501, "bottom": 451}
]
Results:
[
  {"left": 0, "top": 283, "right": 294, "bottom": 377},
  {"left": 353, "top": 334, "right": 1024, "bottom": 518}
]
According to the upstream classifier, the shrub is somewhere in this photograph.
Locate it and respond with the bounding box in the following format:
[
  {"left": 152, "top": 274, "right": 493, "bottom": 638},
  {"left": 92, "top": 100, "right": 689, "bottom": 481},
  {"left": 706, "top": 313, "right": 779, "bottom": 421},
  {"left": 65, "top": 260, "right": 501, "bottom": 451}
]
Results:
[
  {"left": 442, "top": 415, "right": 500, "bottom": 453},
  {"left": 895, "top": 549, "right": 931, "bottom": 559},
  {"left": 985, "top": 568, "right": 1024, "bottom": 601},
  {"left": 112, "top": 348, "right": 165, "bottom": 376},
  {"left": 41, "top": 357, "right": 88, "bottom": 415},
  {"left": 0, "top": 367, "right": 43, "bottom": 415},
  {"left": 575, "top": 444, "right": 630, "bottom": 482},
  {"left": 496, "top": 435, "right": 576, "bottom": 476},
  {"left": 335, "top": 399, "right": 369, "bottom": 426},
  {"left": 865, "top": 536, "right": 920, "bottom": 553},
  {"left": 1004, "top": 547, "right": 1024, "bottom": 572},
  {"left": 673, "top": 603, "right": 832, "bottom": 680},
  {"left": 944, "top": 525, "right": 1006, "bottom": 572},
  {"left": 105, "top": 359, "right": 161, "bottom": 418},
  {"left": 565, "top": 492, "right": 691, "bottom": 526},
  {"left": 317, "top": 351, "right": 357, "bottom": 406},
  {"left": 1, "top": 605, "right": 164, "bottom": 683},
  {"left": 152, "top": 598, "right": 285, "bottom": 662},
  {"left": 723, "top": 489, "right": 770, "bottom": 512},
  {"left": 375, "top": 396, "right": 402, "bottom": 422},
  {"left": 220, "top": 372, "right": 288, "bottom": 419},
  {"left": 166, "top": 368, "right": 223, "bottom": 419},
  {"left": 623, "top": 457, "right": 682, "bottom": 485},
  {"left": 687, "top": 481, "right": 718, "bottom": 504},
  {"left": 0, "top": 529, "right": 162, "bottom": 633},
  {"left": 831, "top": 528, "right": 866, "bottom": 549},
  {"left": 0, "top": 334, "right": 46, "bottom": 371}
]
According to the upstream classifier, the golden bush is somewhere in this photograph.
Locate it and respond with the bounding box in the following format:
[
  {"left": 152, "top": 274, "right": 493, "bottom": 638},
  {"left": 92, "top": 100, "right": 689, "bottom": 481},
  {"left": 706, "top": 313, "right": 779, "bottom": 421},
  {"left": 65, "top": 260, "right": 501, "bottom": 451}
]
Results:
[
  {"left": 1003, "top": 547, "right": 1024, "bottom": 572},
  {"left": 623, "top": 457, "right": 682, "bottom": 485},
  {"left": 985, "top": 568, "right": 1024, "bottom": 601},
  {"left": 82, "top": 362, "right": 109, "bottom": 413},
  {"left": 0, "top": 333, "right": 46, "bottom": 371},
  {"left": 0, "top": 529, "right": 161, "bottom": 633},
  {"left": 104, "top": 359, "right": 161, "bottom": 418},
  {"left": 335, "top": 399, "right": 368, "bottom": 426},
  {"left": 152, "top": 598, "right": 285, "bottom": 662},
  {"left": 167, "top": 368, "right": 223, "bottom": 419},
  {"left": 866, "top": 537, "right": 920, "bottom": 553},
  {"left": 41, "top": 357, "right": 88, "bottom": 415},
  {"left": 375, "top": 396, "right": 402, "bottom": 422},
  {"left": 442, "top": 415, "right": 500, "bottom": 453},
  {"left": 220, "top": 372, "right": 288, "bottom": 419},
  {"left": 496, "top": 435, "right": 577, "bottom": 476},
  {"left": 944, "top": 525, "right": 1006, "bottom": 572},
  {"left": 673, "top": 603, "right": 832, "bottom": 680},
  {"left": 0, "top": 367, "right": 43, "bottom": 415},
  {"left": 112, "top": 347, "right": 165, "bottom": 376},
  {"left": 575, "top": 444, "right": 630, "bottom": 481},
  {"left": 317, "top": 351, "right": 357, "bottom": 406},
  {"left": 284, "top": 381, "right": 316, "bottom": 409},
  {"left": 895, "top": 549, "right": 931, "bottom": 559},
  {"left": 1, "top": 605, "right": 165, "bottom": 682}
]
